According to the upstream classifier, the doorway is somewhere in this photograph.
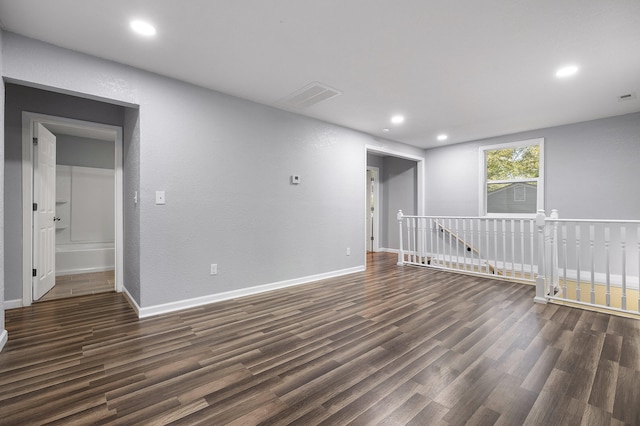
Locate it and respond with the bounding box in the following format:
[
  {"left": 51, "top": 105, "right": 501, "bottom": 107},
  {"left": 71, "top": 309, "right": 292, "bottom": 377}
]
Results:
[
  {"left": 366, "top": 167, "right": 380, "bottom": 253},
  {"left": 365, "top": 146, "right": 425, "bottom": 267},
  {"left": 21, "top": 112, "right": 124, "bottom": 305}
]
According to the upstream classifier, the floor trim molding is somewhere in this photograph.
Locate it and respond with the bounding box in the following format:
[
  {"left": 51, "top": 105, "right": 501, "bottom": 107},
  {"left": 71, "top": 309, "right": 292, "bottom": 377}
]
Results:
[
  {"left": 137, "top": 266, "right": 365, "bottom": 319},
  {"left": 4, "top": 299, "right": 23, "bottom": 310}
]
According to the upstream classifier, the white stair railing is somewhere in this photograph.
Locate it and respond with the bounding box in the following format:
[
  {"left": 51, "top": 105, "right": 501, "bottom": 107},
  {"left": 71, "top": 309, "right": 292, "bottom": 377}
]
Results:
[
  {"left": 397, "top": 209, "right": 640, "bottom": 316},
  {"left": 396, "top": 211, "right": 539, "bottom": 284}
]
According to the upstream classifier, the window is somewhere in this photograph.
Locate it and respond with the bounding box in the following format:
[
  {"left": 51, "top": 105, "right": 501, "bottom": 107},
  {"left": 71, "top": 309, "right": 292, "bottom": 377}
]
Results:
[{"left": 479, "top": 138, "right": 543, "bottom": 216}]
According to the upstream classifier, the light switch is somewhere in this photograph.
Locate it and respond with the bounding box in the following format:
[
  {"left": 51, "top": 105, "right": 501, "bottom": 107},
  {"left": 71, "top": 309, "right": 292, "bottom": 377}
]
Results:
[
  {"left": 291, "top": 175, "right": 301, "bottom": 185},
  {"left": 155, "top": 191, "right": 165, "bottom": 205}
]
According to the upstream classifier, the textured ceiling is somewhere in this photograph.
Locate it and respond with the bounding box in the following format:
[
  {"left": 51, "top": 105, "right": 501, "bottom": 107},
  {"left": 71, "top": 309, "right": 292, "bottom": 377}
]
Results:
[{"left": 1, "top": 0, "right": 639, "bottom": 148}]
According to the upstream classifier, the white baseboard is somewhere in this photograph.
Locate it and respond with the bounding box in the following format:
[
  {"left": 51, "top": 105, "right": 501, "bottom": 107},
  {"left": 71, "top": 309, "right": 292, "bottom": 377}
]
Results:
[
  {"left": 137, "top": 265, "right": 365, "bottom": 319},
  {"left": 0, "top": 329, "right": 8, "bottom": 352},
  {"left": 121, "top": 286, "right": 141, "bottom": 317},
  {"left": 56, "top": 266, "right": 114, "bottom": 276},
  {"left": 380, "top": 248, "right": 398, "bottom": 253},
  {"left": 4, "top": 299, "right": 23, "bottom": 310}
]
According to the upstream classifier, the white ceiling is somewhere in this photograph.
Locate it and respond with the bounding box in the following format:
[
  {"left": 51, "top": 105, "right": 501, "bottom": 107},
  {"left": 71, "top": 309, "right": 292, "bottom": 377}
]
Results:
[{"left": 1, "top": 0, "right": 639, "bottom": 149}]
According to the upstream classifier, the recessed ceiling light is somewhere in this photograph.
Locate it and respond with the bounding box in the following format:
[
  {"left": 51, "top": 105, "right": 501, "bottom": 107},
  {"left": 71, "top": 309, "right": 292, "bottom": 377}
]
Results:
[
  {"left": 437, "top": 134, "right": 448, "bottom": 141},
  {"left": 555, "top": 65, "right": 578, "bottom": 78},
  {"left": 130, "top": 20, "right": 157, "bottom": 37},
  {"left": 382, "top": 128, "right": 390, "bottom": 132},
  {"left": 391, "top": 115, "right": 405, "bottom": 124}
]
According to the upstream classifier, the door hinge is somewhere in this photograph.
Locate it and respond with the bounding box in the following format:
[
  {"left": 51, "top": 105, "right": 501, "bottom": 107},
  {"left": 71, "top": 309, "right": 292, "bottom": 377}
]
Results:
[
  {"left": 33, "top": 137, "right": 38, "bottom": 145},
  {"left": 32, "top": 269, "right": 37, "bottom": 277},
  {"left": 33, "top": 203, "right": 38, "bottom": 211}
]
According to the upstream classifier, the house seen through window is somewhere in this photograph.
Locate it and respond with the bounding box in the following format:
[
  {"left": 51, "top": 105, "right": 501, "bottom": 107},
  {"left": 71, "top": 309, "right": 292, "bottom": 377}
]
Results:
[{"left": 481, "top": 138, "right": 543, "bottom": 215}]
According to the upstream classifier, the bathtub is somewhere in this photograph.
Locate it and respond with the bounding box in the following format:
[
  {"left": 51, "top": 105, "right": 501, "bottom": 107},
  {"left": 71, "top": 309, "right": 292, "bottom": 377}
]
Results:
[{"left": 55, "top": 242, "right": 115, "bottom": 276}]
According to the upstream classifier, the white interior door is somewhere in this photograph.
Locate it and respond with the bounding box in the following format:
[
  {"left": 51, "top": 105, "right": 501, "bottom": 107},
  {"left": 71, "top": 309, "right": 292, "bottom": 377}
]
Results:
[
  {"left": 33, "top": 123, "right": 57, "bottom": 300},
  {"left": 366, "top": 168, "right": 380, "bottom": 252}
]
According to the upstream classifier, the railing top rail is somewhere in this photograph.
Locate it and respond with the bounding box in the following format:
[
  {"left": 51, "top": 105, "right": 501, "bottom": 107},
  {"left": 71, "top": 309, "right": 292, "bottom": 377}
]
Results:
[
  {"left": 547, "top": 218, "right": 640, "bottom": 225},
  {"left": 399, "top": 214, "right": 535, "bottom": 221}
]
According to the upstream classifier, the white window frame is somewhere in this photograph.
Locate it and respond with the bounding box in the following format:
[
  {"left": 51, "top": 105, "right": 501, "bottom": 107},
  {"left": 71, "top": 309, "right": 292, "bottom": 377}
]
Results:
[{"left": 479, "top": 138, "right": 544, "bottom": 217}]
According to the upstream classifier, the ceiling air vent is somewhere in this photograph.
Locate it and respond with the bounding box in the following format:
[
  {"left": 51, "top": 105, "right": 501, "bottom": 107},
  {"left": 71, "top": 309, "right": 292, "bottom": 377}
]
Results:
[
  {"left": 277, "top": 82, "right": 342, "bottom": 110},
  {"left": 618, "top": 92, "right": 637, "bottom": 101}
]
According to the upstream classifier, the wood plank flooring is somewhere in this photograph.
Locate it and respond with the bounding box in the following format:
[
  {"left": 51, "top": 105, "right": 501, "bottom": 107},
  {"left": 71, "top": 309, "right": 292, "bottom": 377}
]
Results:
[
  {"left": 39, "top": 270, "right": 115, "bottom": 302},
  {"left": 2, "top": 252, "right": 640, "bottom": 425}
]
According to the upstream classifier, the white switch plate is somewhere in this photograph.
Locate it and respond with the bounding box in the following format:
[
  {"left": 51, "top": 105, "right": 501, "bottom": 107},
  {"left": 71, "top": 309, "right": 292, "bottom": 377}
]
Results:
[
  {"left": 210, "top": 264, "right": 218, "bottom": 275},
  {"left": 155, "top": 191, "right": 165, "bottom": 205},
  {"left": 346, "top": 247, "right": 351, "bottom": 256}
]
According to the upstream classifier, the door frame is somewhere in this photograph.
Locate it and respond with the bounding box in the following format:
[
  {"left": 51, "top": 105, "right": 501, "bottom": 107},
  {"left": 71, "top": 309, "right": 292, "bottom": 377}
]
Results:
[
  {"left": 366, "top": 166, "right": 380, "bottom": 252},
  {"left": 21, "top": 112, "right": 124, "bottom": 306},
  {"left": 364, "top": 145, "right": 425, "bottom": 261}
]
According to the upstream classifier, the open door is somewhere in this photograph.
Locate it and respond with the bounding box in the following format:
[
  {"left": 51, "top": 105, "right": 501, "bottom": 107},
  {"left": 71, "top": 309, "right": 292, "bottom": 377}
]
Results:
[
  {"left": 366, "top": 167, "right": 380, "bottom": 252},
  {"left": 33, "top": 123, "right": 57, "bottom": 300}
]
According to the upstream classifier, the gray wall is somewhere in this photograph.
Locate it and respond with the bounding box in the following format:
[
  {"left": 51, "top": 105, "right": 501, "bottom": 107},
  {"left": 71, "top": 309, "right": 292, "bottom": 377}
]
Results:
[
  {"left": 3, "top": 83, "right": 126, "bottom": 301},
  {"left": 366, "top": 153, "right": 419, "bottom": 250},
  {"left": 0, "top": 28, "right": 5, "bottom": 343},
  {"left": 123, "top": 108, "right": 141, "bottom": 303},
  {"left": 382, "top": 157, "right": 418, "bottom": 249},
  {"left": 425, "top": 112, "right": 640, "bottom": 219},
  {"left": 56, "top": 134, "right": 115, "bottom": 169},
  {"left": 3, "top": 33, "right": 424, "bottom": 308}
]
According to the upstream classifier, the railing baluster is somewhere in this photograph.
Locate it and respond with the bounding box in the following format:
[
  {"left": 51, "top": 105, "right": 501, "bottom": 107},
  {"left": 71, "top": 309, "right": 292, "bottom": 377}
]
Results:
[
  {"left": 605, "top": 227, "right": 610, "bottom": 307},
  {"left": 493, "top": 219, "right": 498, "bottom": 275},
  {"left": 621, "top": 226, "right": 627, "bottom": 310},
  {"left": 562, "top": 224, "right": 567, "bottom": 299},
  {"left": 637, "top": 226, "right": 640, "bottom": 313},
  {"left": 462, "top": 219, "right": 468, "bottom": 271},
  {"left": 501, "top": 219, "right": 506, "bottom": 277},
  {"left": 530, "top": 220, "right": 535, "bottom": 281},
  {"left": 470, "top": 219, "right": 475, "bottom": 272},
  {"left": 448, "top": 218, "right": 453, "bottom": 269},
  {"left": 429, "top": 218, "right": 434, "bottom": 266},
  {"left": 485, "top": 220, "right": 490, "bottom": 274},
  {"left": 397, "top": 210, "right": 404, "bottom": 265},
  {"left": 407, "top": 218, "right": 412, "bottom": 263},
  {"left": 576, "top": 224, "right": 581, "bottom": 301},
  {"left": 455, "top": 218, "right": 460, "bottom": 270},
  {"left": 590, "top": 225, "right": 595, "bottom": 304},
  {"left": 520, "top": 220, "right": 525, "bottom": 279},
  {"left": 510, "top": 220, "right": 516, "bottom": 279}
]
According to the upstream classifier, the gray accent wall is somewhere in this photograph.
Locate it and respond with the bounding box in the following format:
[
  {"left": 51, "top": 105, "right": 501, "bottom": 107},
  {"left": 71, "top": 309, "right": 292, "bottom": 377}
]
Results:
[
  {"left": 3, "top": 83, "right": 126, "bottom": 301},
  {"left": 56, "top": 134, "right": 115, "bottom": 169},
  {"left": 123, "top": 108, "right": 141, "bottom": 303},
  {"left": 0, "top": 28, "right": 5, "bottom": 343},
  {"left": 382, "top": 157, "right": 418, "bottom": 250},
  {"left": 366, "top": 153, "right": 418, "bottom": 250},
  {"left": 425, "top": 112, "right": 640, "bottom": 219},
  {"left": 2, "top": 33, "right": 423, "bottom": 308}
]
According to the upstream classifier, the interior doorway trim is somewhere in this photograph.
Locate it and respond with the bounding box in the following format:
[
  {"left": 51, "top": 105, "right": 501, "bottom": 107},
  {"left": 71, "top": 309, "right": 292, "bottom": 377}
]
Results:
[
  {"left": 21, "top": 112, "right": 124, "bottom": 306},
  {"left": 364, "top": 145, "right": 426, "bottom": 259},
  {"left": 366, "top": 166, "right": 381, "bottom": 252}
]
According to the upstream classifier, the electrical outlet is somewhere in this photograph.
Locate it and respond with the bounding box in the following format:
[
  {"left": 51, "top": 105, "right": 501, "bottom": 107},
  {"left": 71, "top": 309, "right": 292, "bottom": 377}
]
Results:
[
  {"left": 210, "top": 264, "right": 218, "bottom": 275},
  {"left": 346, "top": 247, "right": 351, "bottom": 256}
]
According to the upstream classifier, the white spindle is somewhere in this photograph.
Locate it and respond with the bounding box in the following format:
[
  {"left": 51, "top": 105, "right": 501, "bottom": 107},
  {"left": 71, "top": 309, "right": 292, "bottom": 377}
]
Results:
[
  {"left": 589, "top": 225, "right": 595, "bottom": 304},
  {"left": 621, "top": 226, "right": 627, "bottom": 310},
  {"left": 520, "top": 220, "right": 525, "bottom": 279},
  {"left": 510, "top": 220, "right": 515, "bottom": 278},
  {"left": 493, "top": 219, "right": 499, "bottom": 275},
  {"left": 429, "top": 218, "right": 434, "bottom": 266},
  {"left": 407, "top": 218, "right": 413, "bottom": 263},
  {"left": 637, "top": 226, "right": 640, "bottom": 313},
  {"left": 562, "top": 224, "right": 567, "bottom": 299},
  {"left": 435, "top": 219, "right": 441, "bottom": 267},
  {"left": 455, "top": 218, "right": 460, "bottom": 270},
  {"left": 447, "top": 218, "right": 452, "bottom": 268},
  {"left": 576, "top": 225, "right": 581, "bottom": 301},
  {"left": 605, "top": 227, "right": 610, "bottom": 307},
  {"left": 462, "top": 220, "right": 468, "bottom": 271},
  {"left": 397, "top": 210, "right": 404, "bottom": 265},
  {"left": 485, "top": 220, "right": 491, "bottom": 274},
  {"left": 529, "top": 221, "right": 535, "bottom": 281},
  {"left": 501, "top": 219, "right": 506, "bottom": 277}
]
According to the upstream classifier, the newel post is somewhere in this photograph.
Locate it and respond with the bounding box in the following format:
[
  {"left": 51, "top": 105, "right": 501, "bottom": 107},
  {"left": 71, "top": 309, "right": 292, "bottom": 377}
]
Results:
[
  {"left": 534, "top": 209, "right": 548, "bottom": 304},
  {"left": 397, "top": 210, "right": 404, "bottom": 266}
]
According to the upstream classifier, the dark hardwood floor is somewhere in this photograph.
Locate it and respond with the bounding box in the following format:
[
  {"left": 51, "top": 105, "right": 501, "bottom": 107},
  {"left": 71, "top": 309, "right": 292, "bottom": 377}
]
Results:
[{"left": 1, "top": 252, "right": 639, "bottom": 425}]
